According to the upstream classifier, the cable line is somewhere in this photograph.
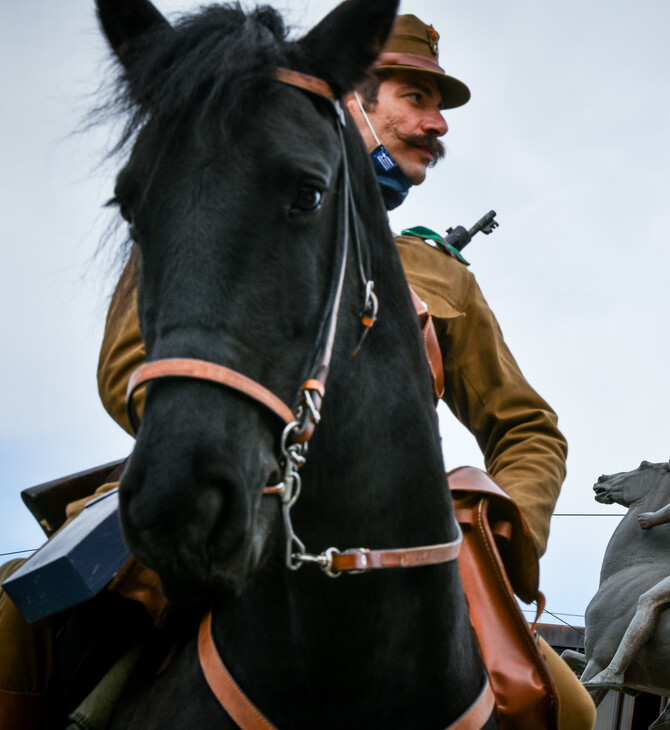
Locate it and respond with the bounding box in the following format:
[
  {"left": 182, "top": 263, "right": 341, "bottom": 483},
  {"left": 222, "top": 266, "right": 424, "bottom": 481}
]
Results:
[
  {"left": 525, "top": 603, "right": 585, "bottom": 636},
  {"left": 552, "top": 513, "right": 625, "bottom": 517},
  {"left": 0, "top": 549, "right": 38, "bottom": 557}
]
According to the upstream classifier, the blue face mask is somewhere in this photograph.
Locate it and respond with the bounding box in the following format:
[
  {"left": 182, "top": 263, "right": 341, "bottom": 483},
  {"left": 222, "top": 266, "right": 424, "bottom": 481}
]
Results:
[{"left": 369, "top": 144, "right": 413, "bottom": 211}]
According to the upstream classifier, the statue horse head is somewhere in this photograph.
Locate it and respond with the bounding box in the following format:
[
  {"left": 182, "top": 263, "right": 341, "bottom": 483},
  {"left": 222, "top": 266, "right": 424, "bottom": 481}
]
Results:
[
  {"left": 96, "top": 1, "right": 494, "bottom": 726},
  {"left": 594, "top": 460, "right": 670, "bottom": 510}
]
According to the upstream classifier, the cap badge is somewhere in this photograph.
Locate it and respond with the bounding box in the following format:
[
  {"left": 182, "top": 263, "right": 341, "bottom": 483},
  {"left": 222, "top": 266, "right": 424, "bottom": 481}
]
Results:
[{"left": 428, "top": 26, "right": 439, "bottom": 56}]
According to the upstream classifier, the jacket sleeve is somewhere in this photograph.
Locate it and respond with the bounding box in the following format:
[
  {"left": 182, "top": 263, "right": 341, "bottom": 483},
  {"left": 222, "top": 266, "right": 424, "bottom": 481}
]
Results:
[
  {"left": 396, "top": 234, "right": 567, "bottom": 556},
  {"left": 97, "top": 249, "right": 146, "bottom": 436}
]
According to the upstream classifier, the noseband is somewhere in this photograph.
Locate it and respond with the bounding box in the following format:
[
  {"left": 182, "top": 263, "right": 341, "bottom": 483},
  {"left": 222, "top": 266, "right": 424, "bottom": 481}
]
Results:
[{"left": 125, "top": 67, "right": 462, "bottom": 577}]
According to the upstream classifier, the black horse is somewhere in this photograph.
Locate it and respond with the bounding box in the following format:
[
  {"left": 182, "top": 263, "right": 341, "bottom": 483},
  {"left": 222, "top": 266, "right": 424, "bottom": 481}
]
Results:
[{"left": 93, "top": 0, "right": 495, "bottom": 727}]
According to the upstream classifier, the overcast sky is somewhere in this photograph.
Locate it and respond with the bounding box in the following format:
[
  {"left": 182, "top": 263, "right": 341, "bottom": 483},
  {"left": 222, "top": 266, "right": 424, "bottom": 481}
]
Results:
[{"left": 2, "top": 0, "right": 669, "bottom": 630}]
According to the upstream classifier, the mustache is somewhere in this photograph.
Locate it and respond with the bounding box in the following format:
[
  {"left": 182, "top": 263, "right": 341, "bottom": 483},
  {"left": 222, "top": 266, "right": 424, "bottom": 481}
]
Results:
[{"left": 396, "top": 132, "right": 446, "bottom": 167}]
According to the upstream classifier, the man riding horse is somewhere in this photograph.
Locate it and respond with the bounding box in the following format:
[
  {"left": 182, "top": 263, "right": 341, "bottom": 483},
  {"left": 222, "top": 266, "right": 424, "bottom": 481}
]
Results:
[{"left": 0, "top": 9, "right": 595, "bottom": 728}]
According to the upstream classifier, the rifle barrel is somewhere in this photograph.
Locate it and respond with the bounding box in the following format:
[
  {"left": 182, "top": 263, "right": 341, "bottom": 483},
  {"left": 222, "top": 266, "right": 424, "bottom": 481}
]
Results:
[{"left": 468, "top": 210, "right": 497, "bottom": 237}]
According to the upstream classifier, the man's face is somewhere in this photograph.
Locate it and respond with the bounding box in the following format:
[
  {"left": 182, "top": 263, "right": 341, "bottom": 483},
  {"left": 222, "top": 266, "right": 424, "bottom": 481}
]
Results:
[{"left": 347, "top": 71, "right": 448, "bottom": 185}]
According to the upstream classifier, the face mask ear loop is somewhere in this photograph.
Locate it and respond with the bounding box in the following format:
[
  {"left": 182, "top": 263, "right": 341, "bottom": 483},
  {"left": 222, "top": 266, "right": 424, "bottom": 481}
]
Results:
[{"left": 354, "top": 92, "right": 382, "bottom": 147}]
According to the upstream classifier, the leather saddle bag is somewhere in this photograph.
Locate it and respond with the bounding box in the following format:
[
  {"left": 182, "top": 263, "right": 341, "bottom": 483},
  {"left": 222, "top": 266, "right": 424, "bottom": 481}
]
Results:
[{"left": 448, "top": 466, "right": 559, "bottom": 730}]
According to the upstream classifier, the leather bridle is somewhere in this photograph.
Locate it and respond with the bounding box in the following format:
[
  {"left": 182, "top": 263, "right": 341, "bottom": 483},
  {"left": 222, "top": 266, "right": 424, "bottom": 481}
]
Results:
[{"left": 125, "top": 67, "right": 463, "bottom": 576}]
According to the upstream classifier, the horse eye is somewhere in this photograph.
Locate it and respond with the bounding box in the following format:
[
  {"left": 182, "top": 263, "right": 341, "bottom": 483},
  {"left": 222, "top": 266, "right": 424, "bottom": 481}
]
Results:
[{"left": 290, "top": 184, "right": 323, "bottom": 215}]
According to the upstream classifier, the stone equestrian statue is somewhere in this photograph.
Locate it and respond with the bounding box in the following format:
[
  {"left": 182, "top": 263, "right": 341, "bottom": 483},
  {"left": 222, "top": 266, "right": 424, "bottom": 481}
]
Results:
[
  {"left": 562, "top": 460, "right": 670, "bottom": 730},
  {"left": 584, "top": 500, "right": 670, "bottom": 693}
]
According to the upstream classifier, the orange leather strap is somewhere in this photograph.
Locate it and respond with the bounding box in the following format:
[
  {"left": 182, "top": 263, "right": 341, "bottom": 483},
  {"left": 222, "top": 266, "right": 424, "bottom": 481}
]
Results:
[
  {"left": 446, "top": 679, "right": 496, "bottom": 730},
  {"left": 198, "top": 610, "right": 277, "bottom": 730},
  {"left": 409, "top": 286, "right": 445, "bottom": 399},
  {"left": 272, "top": 67, "right": 335, "bottom": 101},
  {"left": 198, "top": 608, "right": 494, "bottom": 730},
  {"left": 126, "top": 358, "right": 294, "bottom": 434},
  {"left": 326, "top": 531, "right": 462, "bottom": 573}
]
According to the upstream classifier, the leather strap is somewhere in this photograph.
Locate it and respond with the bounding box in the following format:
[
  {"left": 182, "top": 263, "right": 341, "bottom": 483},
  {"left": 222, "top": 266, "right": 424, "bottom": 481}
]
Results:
[
  {"left": 446, "top": 678, "right": 496, "bottom": 730},
  {"left": 327, "top": 525, "right": 462, "bottom": 573},
  {"left": 272, "top": 67, "right": 335, "bottom": 101},
  {"left": 198, "top": 611, "right": 277, "bottom": 730},
  {"left": 410, "top": 287, "right": 444, "bottom": 399},
  {"left": 198, "top": 608, "right": 494, "bottom": 730},
  {"left": 126, "top": 358, "right": 294, "bottom": 434}
]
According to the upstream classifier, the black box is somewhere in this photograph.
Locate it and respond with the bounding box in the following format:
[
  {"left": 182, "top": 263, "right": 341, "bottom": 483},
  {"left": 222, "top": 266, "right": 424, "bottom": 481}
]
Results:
[{"left": 2, "top": 489, "right": 130, "bottom": 623}]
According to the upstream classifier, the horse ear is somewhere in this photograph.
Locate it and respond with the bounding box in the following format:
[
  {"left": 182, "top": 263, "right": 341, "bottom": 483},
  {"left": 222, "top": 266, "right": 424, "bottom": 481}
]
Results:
[
  {"left": 96, "top": 0, "right": 172, "bottom": 67},
  {"left": 298, "top": 0, "right": 400, "bottom": 96}
]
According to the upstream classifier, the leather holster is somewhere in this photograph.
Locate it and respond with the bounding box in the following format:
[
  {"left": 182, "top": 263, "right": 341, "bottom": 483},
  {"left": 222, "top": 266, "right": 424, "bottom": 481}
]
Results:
[{"left": 448, "top": 466, "right": 559, "bottom": 730}]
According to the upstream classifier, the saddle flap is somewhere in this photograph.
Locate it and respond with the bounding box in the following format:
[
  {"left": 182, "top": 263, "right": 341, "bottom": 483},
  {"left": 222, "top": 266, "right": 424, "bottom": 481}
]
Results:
[{"left": 448, "top": 466, "right": 539, "bottom": 603}]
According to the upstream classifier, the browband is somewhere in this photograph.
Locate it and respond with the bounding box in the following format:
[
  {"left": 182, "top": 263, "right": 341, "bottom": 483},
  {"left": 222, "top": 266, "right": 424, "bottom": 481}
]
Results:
[{"left": 272, "top": 67, "right": 335, "bottom": 100}]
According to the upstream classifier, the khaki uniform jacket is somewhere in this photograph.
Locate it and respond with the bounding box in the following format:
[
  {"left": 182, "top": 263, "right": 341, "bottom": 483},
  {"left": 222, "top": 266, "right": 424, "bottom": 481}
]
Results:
[{"left": 96, "top": 235, "right": 567, "bottom": 556}]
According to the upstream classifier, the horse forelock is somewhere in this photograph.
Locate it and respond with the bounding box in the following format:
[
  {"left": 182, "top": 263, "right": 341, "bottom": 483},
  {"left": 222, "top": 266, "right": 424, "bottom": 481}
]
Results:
[
  {"left": 100, "top": 4, "right": 292, "bottom": 160},
  {"left": 94, "top": 3, "right": 298, "bottom": 290}
]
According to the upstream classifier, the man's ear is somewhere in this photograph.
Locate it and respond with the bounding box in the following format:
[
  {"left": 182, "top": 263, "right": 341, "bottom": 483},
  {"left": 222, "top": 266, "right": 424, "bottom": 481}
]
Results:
[
  {"left": 96, "top": 0, "right": 172, "bottom": 67},
  {"left": 297, "top": 0, "right": 399, "bottom": 97},
  {"left": 344, "top": 92, "right": 377, "bottom": 152},
  {"left": 343, "top": 93, "right": 358, "bottom": 117}
]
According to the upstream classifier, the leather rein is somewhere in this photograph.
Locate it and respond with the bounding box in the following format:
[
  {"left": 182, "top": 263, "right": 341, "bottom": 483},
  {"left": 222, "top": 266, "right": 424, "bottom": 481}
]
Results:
[{"left": 126, "top": 67, "right": 495, "bottom": 730}]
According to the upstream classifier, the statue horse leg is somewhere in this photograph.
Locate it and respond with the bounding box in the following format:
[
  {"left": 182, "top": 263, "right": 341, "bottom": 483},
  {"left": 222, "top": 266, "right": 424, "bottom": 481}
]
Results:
[
  {"left": 575, "top": 658, "right": 611, "bottom": 708},
  {"left": 584, "top": 577, "right": 670, "bottom": 693},
  {"left": 560, "top": 649, "right": 586, "bottom": 675}
]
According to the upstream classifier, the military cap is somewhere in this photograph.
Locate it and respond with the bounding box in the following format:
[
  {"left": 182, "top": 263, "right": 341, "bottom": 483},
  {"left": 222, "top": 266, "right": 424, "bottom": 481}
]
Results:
[{"left": 375, "top": 14, "right": 470, "bottom": 109}]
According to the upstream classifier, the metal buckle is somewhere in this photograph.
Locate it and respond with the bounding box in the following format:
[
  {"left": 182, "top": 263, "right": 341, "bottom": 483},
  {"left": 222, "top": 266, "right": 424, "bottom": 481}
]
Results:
[{"left": 318, "top": 547, "right": 371, "bottom": 578}]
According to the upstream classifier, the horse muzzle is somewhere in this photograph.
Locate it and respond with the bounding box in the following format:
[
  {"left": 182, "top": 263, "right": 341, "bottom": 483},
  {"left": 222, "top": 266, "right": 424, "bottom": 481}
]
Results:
[{"left": 118, "top": 410, "right": 280, "bottom": 600}]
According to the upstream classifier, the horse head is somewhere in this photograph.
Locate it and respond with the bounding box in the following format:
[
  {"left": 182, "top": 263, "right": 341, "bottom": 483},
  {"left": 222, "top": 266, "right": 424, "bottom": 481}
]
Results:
[
  {"left": 593, "top": 460, "right": 670, "bottom": 508},
  {"left": 96, "top": 0, "right": 411, "bottom": 601}
]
